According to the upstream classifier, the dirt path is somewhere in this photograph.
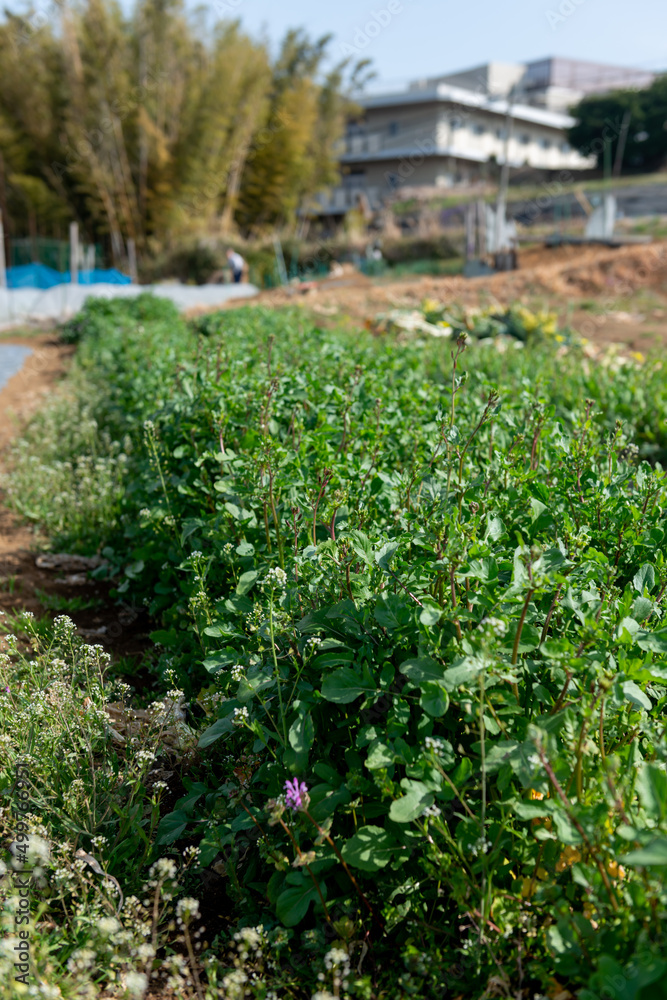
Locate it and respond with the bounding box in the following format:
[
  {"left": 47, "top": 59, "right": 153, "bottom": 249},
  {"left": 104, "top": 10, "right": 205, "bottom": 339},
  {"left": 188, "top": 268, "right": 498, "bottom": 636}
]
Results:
[{"left": 0, "top": 336, "right": 150, "bottom": 662}]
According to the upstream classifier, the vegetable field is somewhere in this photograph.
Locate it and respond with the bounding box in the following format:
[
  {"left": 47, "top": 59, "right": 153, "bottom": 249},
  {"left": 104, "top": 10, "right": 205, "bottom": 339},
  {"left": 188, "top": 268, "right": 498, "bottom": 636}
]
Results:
[{"left": 2, "top": 296, "right": 667, "bottom": 999}]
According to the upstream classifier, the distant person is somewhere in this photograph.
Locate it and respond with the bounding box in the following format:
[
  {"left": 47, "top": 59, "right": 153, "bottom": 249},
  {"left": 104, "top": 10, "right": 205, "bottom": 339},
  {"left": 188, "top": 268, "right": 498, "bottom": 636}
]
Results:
[{"left": 226, "top": 248, "right": 246, "bottom": 284}]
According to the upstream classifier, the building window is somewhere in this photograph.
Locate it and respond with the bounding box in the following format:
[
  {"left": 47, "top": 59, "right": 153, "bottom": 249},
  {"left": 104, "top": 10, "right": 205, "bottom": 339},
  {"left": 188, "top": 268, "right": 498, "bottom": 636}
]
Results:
[
  {"left": 496, "top": 127, "right": 507, "bottom": 140},
  {"left": 519, "top": 133, "right": 531, "bottom": 145},
  {"left": 473, "top": 123, "right": 486, "bottom": 135},
  {"left": 561, "top": 141, "right": 571, "bottom": 153},
  {"left": 388, "top": 121, "right": 399, "bottom": 137},
  {"left": 540, "top": 137, "right": 552, "bottom": 149}
]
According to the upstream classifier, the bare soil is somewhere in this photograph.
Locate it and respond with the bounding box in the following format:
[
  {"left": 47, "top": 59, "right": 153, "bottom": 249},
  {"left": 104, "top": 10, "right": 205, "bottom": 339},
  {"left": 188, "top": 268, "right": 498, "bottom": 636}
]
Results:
[
  {"left": 212, "top": 240, "right": 667, "bottom": 352},
  {"left": 0, "top": 335, "right": 151, "bottom": 661}
]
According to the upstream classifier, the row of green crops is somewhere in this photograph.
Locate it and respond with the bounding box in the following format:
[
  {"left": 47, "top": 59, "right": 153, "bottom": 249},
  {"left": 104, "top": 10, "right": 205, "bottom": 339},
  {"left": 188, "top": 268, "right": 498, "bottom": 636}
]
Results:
[{"left": 7, "top": 294, "right": 667, "bottom": 998}]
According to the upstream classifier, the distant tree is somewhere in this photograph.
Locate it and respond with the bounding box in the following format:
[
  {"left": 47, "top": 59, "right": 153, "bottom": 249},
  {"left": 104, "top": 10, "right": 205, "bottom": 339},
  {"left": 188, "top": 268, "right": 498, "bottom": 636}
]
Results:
[
  {"left": 568, "top": 76, "right": 667, "bottom": 174},
  {"left": 0, "top": 2, "right": 364, "bottom": 262}
]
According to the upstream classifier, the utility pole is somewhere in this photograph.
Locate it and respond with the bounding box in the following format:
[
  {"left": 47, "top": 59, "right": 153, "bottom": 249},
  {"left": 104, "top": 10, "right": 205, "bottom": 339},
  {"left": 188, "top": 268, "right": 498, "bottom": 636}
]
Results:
[
  {"left": 69, "top": 222, "right": 79, "bottom": 285},
  {"left": 494, "top": 85, "right": 518, "bottom": 255},
  {"left": 613, "top": 110, "right": 632, "bottom": 178}
]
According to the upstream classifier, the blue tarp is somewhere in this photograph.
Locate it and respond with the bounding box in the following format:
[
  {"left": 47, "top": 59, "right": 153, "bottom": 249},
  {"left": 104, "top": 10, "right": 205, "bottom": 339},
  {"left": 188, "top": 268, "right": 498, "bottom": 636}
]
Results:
[{"left": 7, "top": 263, "right": 132, "bottom": 289}]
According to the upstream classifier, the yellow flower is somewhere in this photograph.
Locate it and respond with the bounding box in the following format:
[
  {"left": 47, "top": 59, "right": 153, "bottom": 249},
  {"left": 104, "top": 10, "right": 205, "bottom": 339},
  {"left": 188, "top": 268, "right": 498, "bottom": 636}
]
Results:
[
  {"left": 606, "top": 860, "right": 626, "bottom": 880},
  {"left": 529, "top": 789, "right": 544, "bottom": 800},
  {"left": 520, "top": 877, "right": 537, "bottom": 898},
  {"left": 555, "top": 846, "right": 581, "bottom": 873},
  {"left": 422, "top": 298, "right": 442, "bottom": 314}
]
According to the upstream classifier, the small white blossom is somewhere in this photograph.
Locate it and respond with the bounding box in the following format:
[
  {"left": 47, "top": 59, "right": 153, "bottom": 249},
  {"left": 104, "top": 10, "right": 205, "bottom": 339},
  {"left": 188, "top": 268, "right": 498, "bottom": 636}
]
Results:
[
  {"left": 232, "top": 706, "right": 249, "bottom": 726},
  {"left": 176, "top": 896, "right": 200, "bottom": 925}
]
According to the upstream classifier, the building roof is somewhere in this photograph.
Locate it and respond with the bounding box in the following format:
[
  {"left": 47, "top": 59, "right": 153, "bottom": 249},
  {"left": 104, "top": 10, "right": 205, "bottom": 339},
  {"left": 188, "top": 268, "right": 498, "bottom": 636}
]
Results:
[{"left": 357, "top": 82, "right": 577, "bottom": 129}]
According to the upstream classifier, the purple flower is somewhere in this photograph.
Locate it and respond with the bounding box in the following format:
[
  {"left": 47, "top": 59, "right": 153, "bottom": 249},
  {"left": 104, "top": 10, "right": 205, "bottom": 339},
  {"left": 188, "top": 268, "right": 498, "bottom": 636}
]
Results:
[{"left": 284, "top": 777, "right": 309, "bottom": 812}]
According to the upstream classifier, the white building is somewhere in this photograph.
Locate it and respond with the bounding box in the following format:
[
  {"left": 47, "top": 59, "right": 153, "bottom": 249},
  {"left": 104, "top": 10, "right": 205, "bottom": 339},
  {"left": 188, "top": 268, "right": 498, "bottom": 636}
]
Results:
[{"left": 316, "top": 57, "right": 655, "bottom": 217}]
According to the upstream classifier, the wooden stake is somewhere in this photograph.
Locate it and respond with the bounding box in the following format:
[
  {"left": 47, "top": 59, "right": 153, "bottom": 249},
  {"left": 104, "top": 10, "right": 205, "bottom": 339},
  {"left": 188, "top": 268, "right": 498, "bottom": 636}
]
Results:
[
  {"left": 69, "top": 222, "right": 79, "bottom": 285},
  {"left": 0, "top": 219, "right": 6, "bottom": 289},
  {"left": 127, "top": 238, "right": 138, "bottom": 283}
]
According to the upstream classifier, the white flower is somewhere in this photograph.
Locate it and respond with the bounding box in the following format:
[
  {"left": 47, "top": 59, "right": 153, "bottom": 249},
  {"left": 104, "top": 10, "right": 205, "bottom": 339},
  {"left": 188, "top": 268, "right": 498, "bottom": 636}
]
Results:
[
  {"left": 265, "top": 566, "right": 287, "bottom": 590},
  {"left": 97, "top": 916, "right": 120, "bottom": 936},
  {"left": 324, "top": 947, "right": 349, "bottom": 970},
  {"left": 232, "top": 706, "right": 249, "bottom": 726},
  {"left": 147, "top": 857, "right": 178, "bottom": 883},
  {"left": 125, "top": 971, "right": 148, "bottom": 997},
  {"left": 176, "top": 896, "right": 200, "bottom": 925},
  {"left": 484, "top": 616, "right": 508, "bottom": 637},
  {"left": 422, "top": 804, "right": 442, "bottom": 818}
]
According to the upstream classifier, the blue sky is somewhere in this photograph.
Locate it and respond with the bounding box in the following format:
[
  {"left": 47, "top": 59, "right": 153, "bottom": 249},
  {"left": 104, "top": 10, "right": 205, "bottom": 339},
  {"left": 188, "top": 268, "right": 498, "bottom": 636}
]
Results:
[{"left": 208, "top": 0, "right": 666, "bottom": 89}]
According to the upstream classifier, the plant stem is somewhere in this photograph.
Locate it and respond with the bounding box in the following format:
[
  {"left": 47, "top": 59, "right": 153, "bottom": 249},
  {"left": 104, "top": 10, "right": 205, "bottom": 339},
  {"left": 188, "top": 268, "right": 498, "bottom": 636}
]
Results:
[
  {"left": 269, "top": 591, "right": 288, "bottom": 747},
  {"left": 303, "top": 809, "right": 381, "bottom": 930}
]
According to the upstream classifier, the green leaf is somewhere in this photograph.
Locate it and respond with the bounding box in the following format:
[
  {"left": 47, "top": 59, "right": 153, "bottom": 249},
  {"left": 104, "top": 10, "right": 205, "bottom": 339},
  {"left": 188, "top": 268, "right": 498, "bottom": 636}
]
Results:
[
  {"left": 321, "top": 667, "right": 376, "bottom": 704},
  {"left": 622, "top": 680, "right": 652, "bottom": 710},
  {"left": 530, "top": 498, "right": 547, "bottom": 522},
  {"left": 419, "top": 600, "right": 442, "bottom": 627},
  {"left": 617, "top": 617, "right": 640, "bottom": 642},
  {"left": 419, "top": 683, "right": 450, "bottom": 717},
  {"left": 203, "top": 620, "right": 239, "bottom": 638},
  {"left": 155, "top": 810, "right": 189, "bottom": 845},
  {"left": 202, "top": 648, "right": 237, "bottom": 674},
  {"left": 389, "top": 780, "right": 433, "bottom": 823},
  {"left": 442, "top": 658, "right": 484, "bottom": 690},
  {"left": 342, "top": 826, "right": 397, "bottom": 872},
  {"left": 289, "top": 713, "right": 315, "bottom": 755},
  {"left": 375, "top": 542, "right": 399, "bottom": 570},
  {"left": 633, "top": 563, "right": 656, "bottom": 594},
  {"left": 347, "top": 529, "right": 373, "bottom": 565},
  {"left": 502, "top": 622, "right": 540, "bottom": 654},
  {"left": 552, "top": 810, "right": 583, "bottom": 846},
  {"left": 236, "top": 571, "right": 259, "bottom": 596},
  {"left": 486, "top": 515, "right": 506, "bottom": 541},
  {"left": 365, "top": 741, "right": 395, "bottom": 770},
  {"left": 374, "top": 593, "right": 412, "bottom": 631},
  {"left": 400, "top": 656, "right": 445, "bottom": 684},
  {"left": 621, "top": 838, "right": 667, "bottom": 866},
  {"left": 175, "top": 782, "right": 208, "bottom": 813},
  {"left": 237, "top": 670, "right": 275, "bottom": 704},
  {"left": 508, "top": 798, "right": 554, "bottom": 820},
  {"left": 636, "top": 765, "right": 667, "bottom": 822},
  {"left": 276, "top": 880, "right": 322, "bottom": 926},
  {"left": 636, "top": 628, "right": 667, "bottom": 653},
  {"left": 632, "top": 596, "right": 653, "bottom": 622},
  {"left": 198, "top": 715, "right": 235, "bottom": 748}
]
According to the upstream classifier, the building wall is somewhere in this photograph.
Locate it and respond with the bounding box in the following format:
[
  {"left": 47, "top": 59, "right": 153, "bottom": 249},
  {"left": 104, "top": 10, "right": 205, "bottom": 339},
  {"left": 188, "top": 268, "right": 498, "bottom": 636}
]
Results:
[{"left": 344, "top": 102, "right": 589, "bottom": 173}]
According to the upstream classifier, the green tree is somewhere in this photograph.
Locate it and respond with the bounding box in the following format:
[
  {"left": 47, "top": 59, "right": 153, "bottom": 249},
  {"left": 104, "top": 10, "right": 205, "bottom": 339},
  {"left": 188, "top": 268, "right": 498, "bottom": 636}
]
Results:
[
  {"left": 0, "top": 2, "right": 362, "bottom": 262},
  {"left": 568, "top": 76, "right": 667, "bottom": 174}
]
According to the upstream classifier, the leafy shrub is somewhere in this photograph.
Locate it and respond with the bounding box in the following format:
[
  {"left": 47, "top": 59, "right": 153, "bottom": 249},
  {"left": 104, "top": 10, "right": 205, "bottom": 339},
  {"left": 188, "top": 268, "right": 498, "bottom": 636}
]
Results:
[{"left": 9, "top": 298, "right": 667, "bottom": 997}]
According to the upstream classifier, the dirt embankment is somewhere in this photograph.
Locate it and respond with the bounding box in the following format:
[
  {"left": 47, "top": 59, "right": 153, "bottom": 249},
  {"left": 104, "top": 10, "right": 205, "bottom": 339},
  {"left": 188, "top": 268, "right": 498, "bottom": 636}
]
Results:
[{"left": 217, "top": 241, "right": 667, "bottom": 352}]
